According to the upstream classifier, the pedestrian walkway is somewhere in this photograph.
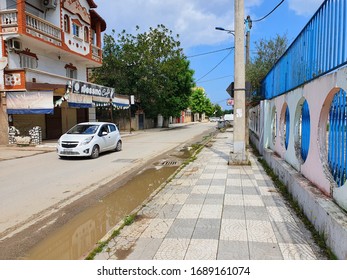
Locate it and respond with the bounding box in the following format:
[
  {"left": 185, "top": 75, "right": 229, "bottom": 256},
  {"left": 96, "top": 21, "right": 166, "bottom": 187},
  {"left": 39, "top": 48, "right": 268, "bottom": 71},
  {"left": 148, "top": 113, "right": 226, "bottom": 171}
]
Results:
[{"left": 94, "top": 129, "right": 324, "bottom": 260}]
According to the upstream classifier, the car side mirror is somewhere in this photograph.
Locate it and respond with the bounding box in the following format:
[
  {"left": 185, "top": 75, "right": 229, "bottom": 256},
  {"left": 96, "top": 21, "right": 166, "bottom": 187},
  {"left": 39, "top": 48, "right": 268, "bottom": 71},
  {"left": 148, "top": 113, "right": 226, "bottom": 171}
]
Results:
[{"left": 101, "top": 131, "right": 108, "bottom": 136}]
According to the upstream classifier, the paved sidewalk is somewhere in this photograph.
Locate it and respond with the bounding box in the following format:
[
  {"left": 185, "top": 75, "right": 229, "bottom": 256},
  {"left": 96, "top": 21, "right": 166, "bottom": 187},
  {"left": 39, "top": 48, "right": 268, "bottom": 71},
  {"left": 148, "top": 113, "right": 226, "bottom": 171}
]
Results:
[{"left": 95, "top": 129, "right": 324, "bottom": 260}]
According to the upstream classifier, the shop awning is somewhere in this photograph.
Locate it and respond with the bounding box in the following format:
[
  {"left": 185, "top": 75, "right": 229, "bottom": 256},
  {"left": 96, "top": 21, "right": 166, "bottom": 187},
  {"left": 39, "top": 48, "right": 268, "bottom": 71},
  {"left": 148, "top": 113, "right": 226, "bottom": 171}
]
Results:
[
  {"left": 68, "top": 93, "right": 93, "bottom": 108},
  {"left": 7, "top": 91, "right": 53, "bottom": 114},
  {"left": 112, "top": 96, "right": 130, "bottom": 109}
]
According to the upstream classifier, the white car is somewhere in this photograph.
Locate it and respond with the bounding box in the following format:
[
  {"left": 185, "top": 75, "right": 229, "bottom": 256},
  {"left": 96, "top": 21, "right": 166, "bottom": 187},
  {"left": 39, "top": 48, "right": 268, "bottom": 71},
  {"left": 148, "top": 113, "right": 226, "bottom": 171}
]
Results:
[{"left": 57, "top": 122, "right": 122, "bottom": 159}]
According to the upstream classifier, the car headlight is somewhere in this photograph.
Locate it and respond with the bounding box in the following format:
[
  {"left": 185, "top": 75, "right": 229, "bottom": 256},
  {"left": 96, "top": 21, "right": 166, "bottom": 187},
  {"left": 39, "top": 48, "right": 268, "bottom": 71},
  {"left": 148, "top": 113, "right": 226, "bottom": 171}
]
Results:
[
  {"left": 80, "top": 136, "right": 94, "bottom": 146},
  {"left": 57, "top": 138, "right": 61, "bottom": 146}
]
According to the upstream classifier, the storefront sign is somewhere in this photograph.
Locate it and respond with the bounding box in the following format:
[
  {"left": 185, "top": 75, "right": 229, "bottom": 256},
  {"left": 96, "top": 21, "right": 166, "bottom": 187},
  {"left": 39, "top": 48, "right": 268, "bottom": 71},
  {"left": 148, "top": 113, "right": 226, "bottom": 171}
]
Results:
[{"left": 72, "top": 81, "right": 114, "bottom": 98}]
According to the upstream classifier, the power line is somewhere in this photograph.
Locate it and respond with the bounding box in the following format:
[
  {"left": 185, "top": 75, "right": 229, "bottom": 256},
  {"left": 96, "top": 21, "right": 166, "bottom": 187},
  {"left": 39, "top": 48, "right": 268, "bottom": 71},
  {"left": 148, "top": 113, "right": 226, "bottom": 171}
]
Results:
[
  {"left": 197, "top": 75, "right": 233, "bottom": 84},
  {"left": 195, "top": 48, "right": 233, "bottom": 82},
  {"left": 187, "top": 47, "right": 234, "bottom": 58},
  {"left": 252, "top": 0, "right": 285, "bottom": 22}
]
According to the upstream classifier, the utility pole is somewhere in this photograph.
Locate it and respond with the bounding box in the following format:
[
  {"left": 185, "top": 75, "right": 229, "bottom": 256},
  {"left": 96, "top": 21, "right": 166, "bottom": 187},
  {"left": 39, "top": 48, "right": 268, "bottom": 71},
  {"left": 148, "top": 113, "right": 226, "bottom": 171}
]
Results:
[
  {"left": 229, "top": 0, "right": 248, "bottom": 165},
  {"left": 245, "top": 15, "right": 252, "bottom": 147}
]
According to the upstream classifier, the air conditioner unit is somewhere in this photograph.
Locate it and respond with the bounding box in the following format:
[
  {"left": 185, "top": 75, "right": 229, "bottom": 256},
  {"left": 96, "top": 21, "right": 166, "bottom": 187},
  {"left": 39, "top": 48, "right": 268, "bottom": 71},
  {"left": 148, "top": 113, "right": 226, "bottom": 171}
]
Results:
[
  {"left": 8, "top": 39, "right": 22, "bottom": 51},
  {"left": 43, "top": 0, "right": 57, "bottom": 9}
]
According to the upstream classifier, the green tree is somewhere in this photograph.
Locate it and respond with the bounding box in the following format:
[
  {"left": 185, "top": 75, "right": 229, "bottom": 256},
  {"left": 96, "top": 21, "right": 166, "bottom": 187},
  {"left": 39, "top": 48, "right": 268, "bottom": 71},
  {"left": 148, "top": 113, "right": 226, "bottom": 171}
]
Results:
[
  {"left": 246, "top": 34, "right": 288, "bottom": 93},
  {"left": 93, "top": 25, "right": 195, "bottom": 121},
  {"left": 190, "top": 87, "right": 214, "bottom": 119},
  {"left": 213, "top": 104, "right": 223, "bottom": 117}
]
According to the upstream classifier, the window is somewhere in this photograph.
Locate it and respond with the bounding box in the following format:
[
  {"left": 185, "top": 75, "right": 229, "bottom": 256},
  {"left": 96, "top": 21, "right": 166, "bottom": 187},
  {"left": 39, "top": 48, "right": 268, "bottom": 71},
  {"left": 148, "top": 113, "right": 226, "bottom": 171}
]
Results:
[
  {"left": 64, "top": 15, "right": 70, "bottom": 33},
  {"left": 91, "top": 29, "right": 96, "bottom": 45},
  {"left": 72, "top": 24, "right": 80, "bottom": 37},
  {"left": 19, "top": 52, "right": 38, "bottom": 69},
  {"left": 84, "top": 26, "right": 89, "bottom": 42},
  {"left": 65, "top": 64, "right": 77, "bottom": 79}
]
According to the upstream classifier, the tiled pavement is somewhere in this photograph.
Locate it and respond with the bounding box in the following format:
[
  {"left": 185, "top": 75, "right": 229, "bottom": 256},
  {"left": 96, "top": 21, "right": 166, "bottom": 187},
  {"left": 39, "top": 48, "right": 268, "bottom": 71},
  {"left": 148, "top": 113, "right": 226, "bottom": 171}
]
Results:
[{"left": 94, "top": 129, "right": 324, "bottom": 260}]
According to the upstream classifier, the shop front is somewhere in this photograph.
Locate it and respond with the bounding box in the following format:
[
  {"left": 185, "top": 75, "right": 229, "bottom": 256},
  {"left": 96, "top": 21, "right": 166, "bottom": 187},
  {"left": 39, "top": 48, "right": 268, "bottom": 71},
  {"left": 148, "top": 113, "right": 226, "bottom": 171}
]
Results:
[{"left": 4, "top": 79, "right": 129, "bottom": 144}]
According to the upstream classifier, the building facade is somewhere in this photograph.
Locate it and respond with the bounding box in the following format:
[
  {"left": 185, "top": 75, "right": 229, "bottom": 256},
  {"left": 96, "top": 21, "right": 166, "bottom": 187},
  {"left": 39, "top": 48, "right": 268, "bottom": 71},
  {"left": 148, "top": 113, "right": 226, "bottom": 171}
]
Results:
[{"left": 0, "top": 0, "right": 124, "bottom": 145}]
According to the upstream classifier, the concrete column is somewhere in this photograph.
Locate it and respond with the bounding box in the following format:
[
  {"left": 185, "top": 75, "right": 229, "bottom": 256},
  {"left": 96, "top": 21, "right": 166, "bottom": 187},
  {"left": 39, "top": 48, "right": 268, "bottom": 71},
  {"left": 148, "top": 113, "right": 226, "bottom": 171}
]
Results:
[{"left": 229, "top": 0, "right": 248, "bottom": 164}]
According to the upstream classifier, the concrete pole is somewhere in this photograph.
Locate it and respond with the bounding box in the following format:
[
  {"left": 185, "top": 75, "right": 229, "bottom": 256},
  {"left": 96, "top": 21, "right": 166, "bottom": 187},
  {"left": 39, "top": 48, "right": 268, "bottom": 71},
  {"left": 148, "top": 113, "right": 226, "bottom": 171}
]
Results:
[{"left": 229, "top": 0, "right": 248, "bottom": 164}]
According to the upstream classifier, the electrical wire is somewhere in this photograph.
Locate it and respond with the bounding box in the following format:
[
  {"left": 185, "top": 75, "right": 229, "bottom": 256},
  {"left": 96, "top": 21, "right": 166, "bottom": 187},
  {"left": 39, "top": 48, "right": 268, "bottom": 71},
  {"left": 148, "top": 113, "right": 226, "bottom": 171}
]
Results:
[
  {"left": 195, "top": 48, "right": 233, "bottom": 82},
  {"left": 252, "top": 0, "right": 285, "bottom": 22},
  {"left": 197, "top": 74, "right": 233, "bottom": 84},
  {"left": 187, "top": 47, "right": 234, "bottom": 58}
]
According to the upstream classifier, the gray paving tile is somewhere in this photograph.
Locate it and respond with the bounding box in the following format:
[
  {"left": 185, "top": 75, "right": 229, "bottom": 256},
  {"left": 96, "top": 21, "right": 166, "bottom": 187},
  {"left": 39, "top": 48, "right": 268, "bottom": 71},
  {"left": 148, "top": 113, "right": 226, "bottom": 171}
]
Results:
[
  {"left": 217, "top": 240, "right": 250, "bottom": 260},
  {"left": 211, "top": 179, "right": 226, "bottom": 186},
  {"left": 225, "top": 185, "right": 243, "bottom": 194},
  {"left": 222, "top": 205, "right": 245, "bottom": 220},
  {"left": 166, "top": 218, "right": 197, "bottom": 238},
  {"left": 242, "top": 186, "right": 260, "bottom": 195},
  {"left": 244, "top": 206, "right": 269, "bottom": 221},
  {"left": 204, "top": 194, "right": 224, "bottom": 204},
  {"left": 192, "top": 218, "right": 221, "bottom": 239},
  {"left": 186, "top": 193, "right": 206, "bottom": 204},
  {"left": 241, "top": 174, "right": 255, "bottom": 180},
  {"left": 196, "top": 179, "right": 212, "bottom": 185},
  {"left": 249, "top": 241, "right": 283, "bottom": 260}
]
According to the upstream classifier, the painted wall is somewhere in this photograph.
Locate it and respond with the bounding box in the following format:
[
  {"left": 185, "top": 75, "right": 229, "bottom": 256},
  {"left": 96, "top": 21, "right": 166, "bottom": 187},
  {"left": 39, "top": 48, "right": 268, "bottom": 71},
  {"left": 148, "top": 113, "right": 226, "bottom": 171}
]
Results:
[{"left": 250, "top": 66, "right": 347, "bottom": 211}]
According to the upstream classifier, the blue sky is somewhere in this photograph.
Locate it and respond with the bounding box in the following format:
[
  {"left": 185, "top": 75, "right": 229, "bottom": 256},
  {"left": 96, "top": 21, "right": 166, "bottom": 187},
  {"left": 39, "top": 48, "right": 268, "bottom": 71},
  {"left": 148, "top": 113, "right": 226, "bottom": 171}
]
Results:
[{"left": 95, "top": 0, "right": 324, "bottom": 110}]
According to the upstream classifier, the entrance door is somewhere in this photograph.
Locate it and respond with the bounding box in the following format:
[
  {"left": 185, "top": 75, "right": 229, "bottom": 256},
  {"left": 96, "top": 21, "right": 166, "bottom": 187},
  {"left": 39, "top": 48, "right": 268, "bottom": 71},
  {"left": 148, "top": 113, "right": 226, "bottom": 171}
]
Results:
[
  {"left": 77, "top": 108, "right": 88, "bottom": 123},
  {"left": 45, "top": 99, "right": 62, "bottom": 139}
]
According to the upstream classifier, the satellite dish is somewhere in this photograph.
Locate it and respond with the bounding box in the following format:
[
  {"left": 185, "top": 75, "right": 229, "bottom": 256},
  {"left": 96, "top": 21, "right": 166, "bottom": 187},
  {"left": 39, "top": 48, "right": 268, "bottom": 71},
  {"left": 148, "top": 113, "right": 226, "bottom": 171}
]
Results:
[{"left": 0, "top": 57, "right": 8, "bottom": 70}]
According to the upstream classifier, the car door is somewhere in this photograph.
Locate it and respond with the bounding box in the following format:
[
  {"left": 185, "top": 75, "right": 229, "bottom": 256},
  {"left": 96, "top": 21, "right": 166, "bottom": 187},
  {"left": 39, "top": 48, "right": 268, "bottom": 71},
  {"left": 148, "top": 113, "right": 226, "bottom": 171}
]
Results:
[
  {"left": 98, "top": 124, "right": 111, "bottom": 151},
  {"left": 107, "top": 124, "right": 119, "bottom": 150}
]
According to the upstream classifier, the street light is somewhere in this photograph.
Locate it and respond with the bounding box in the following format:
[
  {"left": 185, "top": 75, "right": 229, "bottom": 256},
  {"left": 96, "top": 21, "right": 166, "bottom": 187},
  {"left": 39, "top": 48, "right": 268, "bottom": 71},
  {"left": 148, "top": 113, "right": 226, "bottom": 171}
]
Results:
[{"left": 215, "top": 27, "right": 235, "bottom": 36}]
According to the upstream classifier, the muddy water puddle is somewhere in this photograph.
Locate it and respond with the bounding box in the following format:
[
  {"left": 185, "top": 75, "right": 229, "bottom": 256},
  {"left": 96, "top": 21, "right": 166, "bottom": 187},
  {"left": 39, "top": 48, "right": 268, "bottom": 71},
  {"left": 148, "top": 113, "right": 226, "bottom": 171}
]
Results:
[{"left": 24, "top": 165, "right": 178, "bottom": 260}]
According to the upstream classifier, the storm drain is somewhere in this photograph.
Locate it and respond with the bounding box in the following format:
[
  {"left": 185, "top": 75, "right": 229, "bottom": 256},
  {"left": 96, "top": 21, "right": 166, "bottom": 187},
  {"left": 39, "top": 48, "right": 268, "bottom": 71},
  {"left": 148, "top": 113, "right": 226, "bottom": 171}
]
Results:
[{"left": 161, "top": 160, "right": 180, "bottom": 166}]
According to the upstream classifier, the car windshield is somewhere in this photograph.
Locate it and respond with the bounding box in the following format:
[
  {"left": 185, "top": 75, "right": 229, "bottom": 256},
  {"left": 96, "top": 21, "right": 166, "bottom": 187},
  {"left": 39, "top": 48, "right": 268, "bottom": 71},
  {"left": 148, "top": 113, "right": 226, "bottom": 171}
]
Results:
[{"left": 67, "top": 124, "right": 99, "bottom": 135}]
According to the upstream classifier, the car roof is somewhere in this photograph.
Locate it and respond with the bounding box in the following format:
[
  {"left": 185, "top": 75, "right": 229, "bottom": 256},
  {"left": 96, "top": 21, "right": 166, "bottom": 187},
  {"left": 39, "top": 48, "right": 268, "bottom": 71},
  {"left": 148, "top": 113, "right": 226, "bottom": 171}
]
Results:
[{"left": 76, "top": 122, "right": 115, "bottom": 126}]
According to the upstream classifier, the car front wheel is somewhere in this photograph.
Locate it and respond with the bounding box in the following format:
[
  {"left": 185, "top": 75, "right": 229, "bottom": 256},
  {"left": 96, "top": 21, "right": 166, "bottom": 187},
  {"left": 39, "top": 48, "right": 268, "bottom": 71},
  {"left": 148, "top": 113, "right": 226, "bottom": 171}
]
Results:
[{"left": 90, "top": 145, "right": 100, "bottom": 159}]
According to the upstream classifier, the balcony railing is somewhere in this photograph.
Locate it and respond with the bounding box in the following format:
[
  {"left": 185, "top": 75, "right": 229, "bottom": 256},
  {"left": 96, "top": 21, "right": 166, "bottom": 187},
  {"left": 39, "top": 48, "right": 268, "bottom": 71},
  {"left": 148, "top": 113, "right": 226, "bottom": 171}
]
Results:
[
  {"left": 25, "top": 12, "right": 61, "bottom": 41},
  {"left": 0, "top": 9, "right": 18, "bottom": 26},
  {"left": 92, "top": 45, "right": 101, "bottom": 56}
]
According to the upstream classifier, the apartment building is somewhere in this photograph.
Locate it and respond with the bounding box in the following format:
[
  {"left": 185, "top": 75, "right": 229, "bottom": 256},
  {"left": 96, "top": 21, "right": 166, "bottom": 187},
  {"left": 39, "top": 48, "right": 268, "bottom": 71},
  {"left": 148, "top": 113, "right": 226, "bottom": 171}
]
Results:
[{"left": 0, "top": 0, "right": 127, "bottom": 144}]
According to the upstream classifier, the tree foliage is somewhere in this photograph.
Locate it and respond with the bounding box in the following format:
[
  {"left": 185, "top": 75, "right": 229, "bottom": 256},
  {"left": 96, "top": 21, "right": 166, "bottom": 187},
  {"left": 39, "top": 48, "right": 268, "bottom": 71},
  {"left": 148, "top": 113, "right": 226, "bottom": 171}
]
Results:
[
  {"left": 246, "top": 34, "right": 288, "bottom": 92},
  {"left": 93, "top": 25, "right": 195, "bottom": 119},
  {"left": 190, "top": 87, "right": 214, "bottom": 117}
]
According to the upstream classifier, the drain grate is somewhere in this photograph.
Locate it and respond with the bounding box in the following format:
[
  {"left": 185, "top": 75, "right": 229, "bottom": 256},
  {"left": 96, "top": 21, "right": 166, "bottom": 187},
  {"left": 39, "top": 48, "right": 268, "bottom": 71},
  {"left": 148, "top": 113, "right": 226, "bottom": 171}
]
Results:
[{"left": 161, "top": 160, "right": 179, "bottom": 166}]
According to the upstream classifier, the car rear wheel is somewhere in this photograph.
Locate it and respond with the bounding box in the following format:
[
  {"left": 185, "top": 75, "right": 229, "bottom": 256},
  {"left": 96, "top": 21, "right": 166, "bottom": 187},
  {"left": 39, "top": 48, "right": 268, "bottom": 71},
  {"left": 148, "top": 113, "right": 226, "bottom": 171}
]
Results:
[
  {"left": 115, "top": 140, "right": 122, "bottom": 152},
  {"left": 90, "top": 145, "right": 100, "bottom": 159}
]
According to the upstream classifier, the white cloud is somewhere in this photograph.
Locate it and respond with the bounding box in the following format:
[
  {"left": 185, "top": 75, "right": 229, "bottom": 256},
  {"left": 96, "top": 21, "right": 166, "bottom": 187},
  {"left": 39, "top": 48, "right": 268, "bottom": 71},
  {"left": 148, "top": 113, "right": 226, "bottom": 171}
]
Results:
[
  {"left": 95, "top": 0, "right": 266, "bottom": 49},
  {"left": 287, "top": 0, "right": 324, "bottom": 16}
]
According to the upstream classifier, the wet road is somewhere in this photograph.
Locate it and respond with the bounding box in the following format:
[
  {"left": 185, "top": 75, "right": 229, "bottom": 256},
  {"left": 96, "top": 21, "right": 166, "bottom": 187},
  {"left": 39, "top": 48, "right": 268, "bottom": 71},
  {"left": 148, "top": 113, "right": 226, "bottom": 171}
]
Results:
[{"left": 0, "top": 122, "right": 216, "bottom": 259}]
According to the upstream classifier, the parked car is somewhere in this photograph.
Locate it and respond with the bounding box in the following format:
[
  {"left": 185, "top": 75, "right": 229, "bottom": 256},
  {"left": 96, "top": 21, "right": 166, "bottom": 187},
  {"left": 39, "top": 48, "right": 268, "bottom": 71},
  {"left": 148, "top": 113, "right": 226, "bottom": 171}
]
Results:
[
  {"left": 57, "top": 122, "right": 122, "bottom": 159},
  {"left": 209, "top": 117, "right": 220, "bottom": 122}
]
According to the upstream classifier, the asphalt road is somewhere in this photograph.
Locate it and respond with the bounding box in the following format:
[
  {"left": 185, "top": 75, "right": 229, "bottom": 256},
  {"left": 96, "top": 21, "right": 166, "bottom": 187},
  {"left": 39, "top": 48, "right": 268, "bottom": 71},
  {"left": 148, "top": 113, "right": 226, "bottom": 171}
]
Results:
[{"left": 0, "top": 122, "right": 216, "bottom": 251}]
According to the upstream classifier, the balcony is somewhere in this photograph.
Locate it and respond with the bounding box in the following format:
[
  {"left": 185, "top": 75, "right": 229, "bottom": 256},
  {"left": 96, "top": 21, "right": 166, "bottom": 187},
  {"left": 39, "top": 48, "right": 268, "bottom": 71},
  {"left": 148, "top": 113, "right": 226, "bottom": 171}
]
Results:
[
  {"left": 0, "top": 9, "right": 18, "bottom": 33},
  {"left": 25, "top": 12, "right": 62, "bottom": 46},
  {"left": 92, "top": 45, "right": 102, "bottom": 62}
]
